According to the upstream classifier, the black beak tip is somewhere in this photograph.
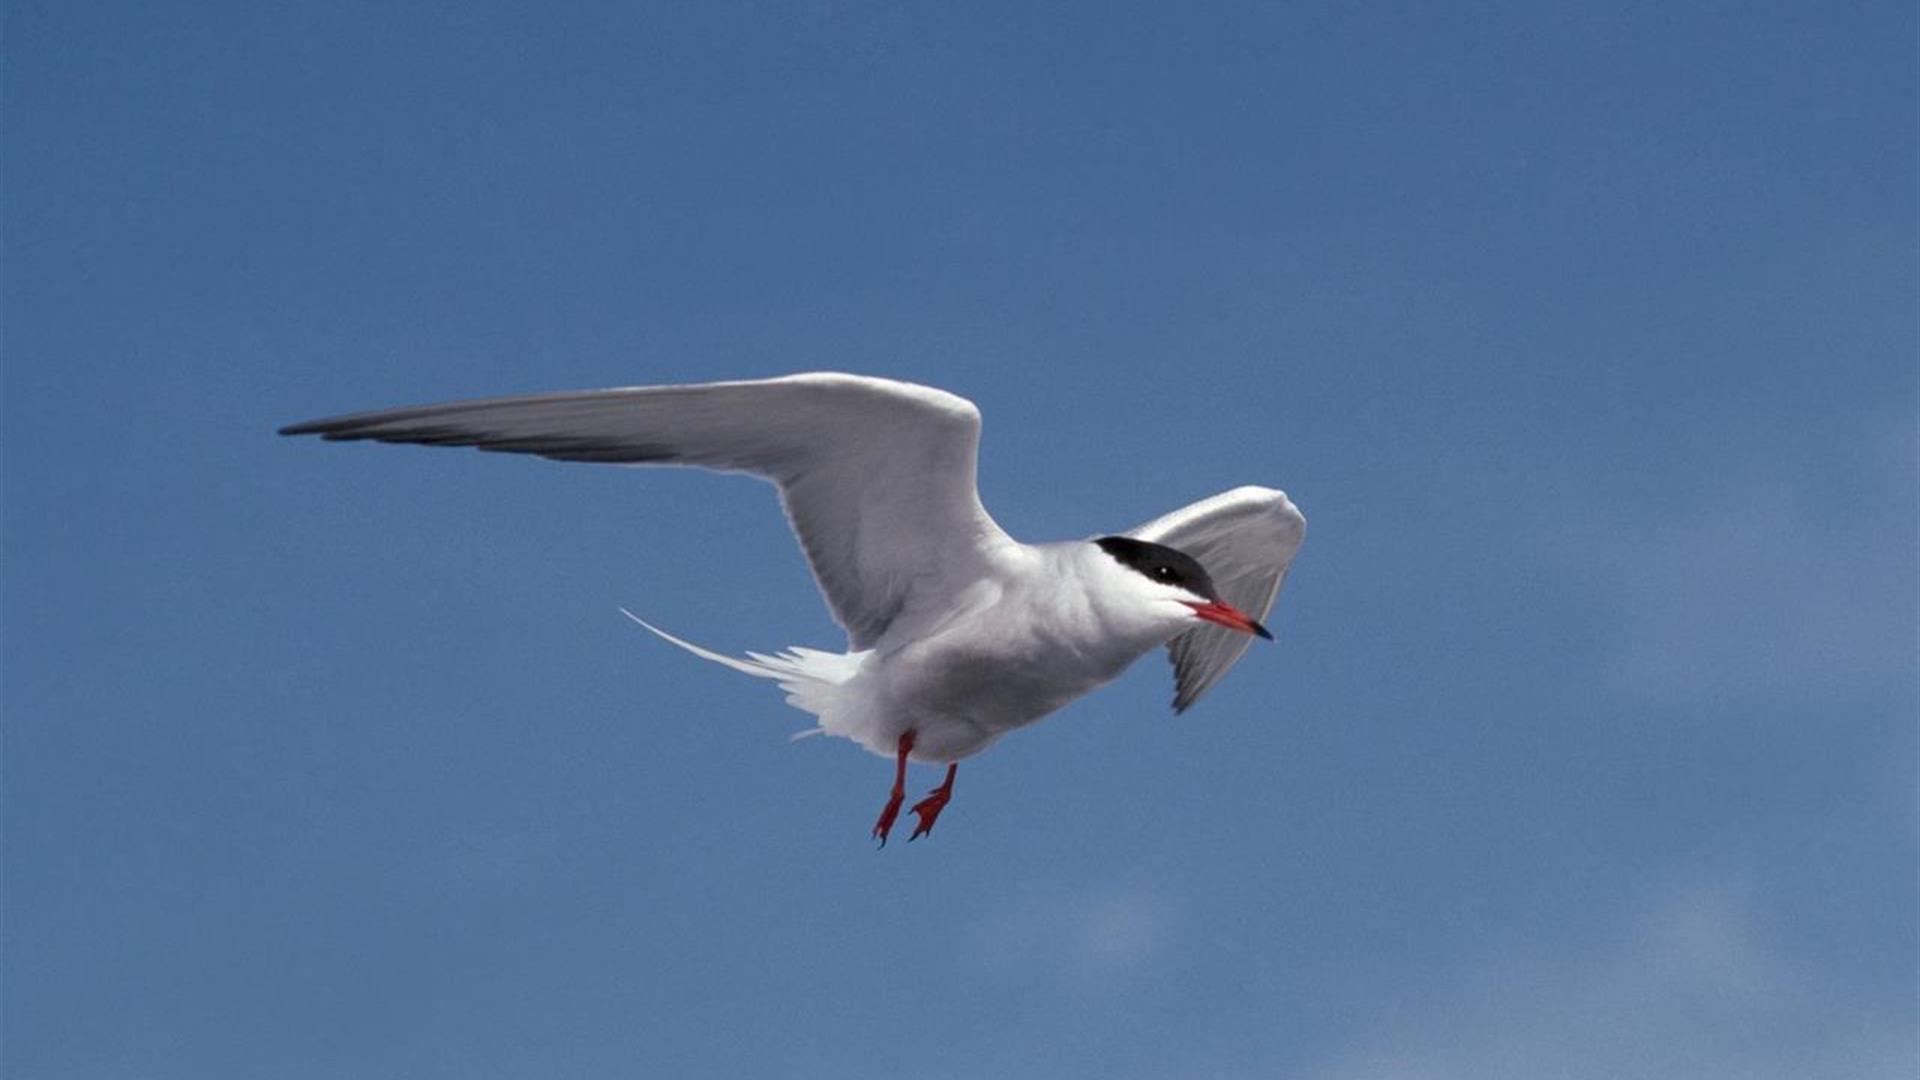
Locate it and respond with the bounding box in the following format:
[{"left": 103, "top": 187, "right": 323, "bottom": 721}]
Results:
[{"left": 1253, "top": 621, "right": 1273, "bottom": 641}]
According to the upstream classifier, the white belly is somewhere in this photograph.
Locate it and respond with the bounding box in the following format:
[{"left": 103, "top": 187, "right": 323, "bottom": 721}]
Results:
[
  {"left": 800, "top": 543, "right": 1198, "bottom": 764},
  {"left": 834, "top": 615, "right": 1157, "bottom": 763}
]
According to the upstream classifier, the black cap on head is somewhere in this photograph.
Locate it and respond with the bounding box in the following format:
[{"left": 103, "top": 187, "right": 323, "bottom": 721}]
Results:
[{"left": 1093, "top": 536, "right": 1220, "bottom": 600}]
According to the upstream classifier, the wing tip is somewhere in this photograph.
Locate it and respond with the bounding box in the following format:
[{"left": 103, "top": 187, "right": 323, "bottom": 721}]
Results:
[{"left": 278, "top": 416, "right": 383, "bottom": 440}]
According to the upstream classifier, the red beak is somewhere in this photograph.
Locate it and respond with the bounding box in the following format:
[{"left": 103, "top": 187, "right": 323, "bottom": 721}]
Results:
[{"left": 1183, "top": 599, "right": 1273, "bottom": 640}]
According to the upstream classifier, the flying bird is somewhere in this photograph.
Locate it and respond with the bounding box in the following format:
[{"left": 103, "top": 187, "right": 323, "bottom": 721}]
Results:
[{"left": 281, "top": 373, "right": 1305, "bottom": 844}]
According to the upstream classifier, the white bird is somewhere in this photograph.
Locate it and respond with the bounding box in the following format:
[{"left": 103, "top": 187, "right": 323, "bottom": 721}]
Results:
[{"left": 281, "top": 373, "right": 1306, "bottom": 844}]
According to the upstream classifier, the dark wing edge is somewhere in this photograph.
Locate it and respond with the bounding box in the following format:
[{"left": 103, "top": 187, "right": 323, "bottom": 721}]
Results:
[{"left": 279, "top": 373, "right": 1014, "bottom": 649}]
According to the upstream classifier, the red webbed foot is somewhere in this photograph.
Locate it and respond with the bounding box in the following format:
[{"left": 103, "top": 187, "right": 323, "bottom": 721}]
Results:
[
  {"left": 871, "top": 790, "right": 905, "bottom": 847},
  {"left": 908, "top": 763, "right": 958, "bottom": 842},
  {"left": 872, "top": 731, "right": 916, "bottom": 848}
]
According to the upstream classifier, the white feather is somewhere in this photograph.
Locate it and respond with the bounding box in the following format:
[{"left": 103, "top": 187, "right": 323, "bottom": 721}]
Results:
[{"left": 284, "top": 374, "right": 1306, "bottom": 768}]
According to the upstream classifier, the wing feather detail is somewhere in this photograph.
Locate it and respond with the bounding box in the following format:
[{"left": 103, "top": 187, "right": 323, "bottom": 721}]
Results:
[
  {"left": 281, "top": 373, "right": 1016, "bottom": 649},
  {"left": 1128, "top": 486, "right": 1305, "bottom": 713}
]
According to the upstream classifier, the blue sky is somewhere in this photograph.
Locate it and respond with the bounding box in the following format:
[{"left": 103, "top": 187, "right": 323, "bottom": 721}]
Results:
[{"left": 5, "top": 2, "right": 1913, "bottom": 1077}]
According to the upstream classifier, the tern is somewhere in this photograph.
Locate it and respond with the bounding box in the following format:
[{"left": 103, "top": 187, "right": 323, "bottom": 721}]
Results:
[{"left": 281, "top": 373, "right": 1305, "bottom": 844}]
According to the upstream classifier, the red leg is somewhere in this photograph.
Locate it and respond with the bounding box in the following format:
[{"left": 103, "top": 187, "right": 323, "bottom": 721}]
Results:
[
  {"left": 908, "top": 763, "right": 958, "bottom": 841},
  {"left": 871, "top": 730, "right": 915, "bottom": 847}
]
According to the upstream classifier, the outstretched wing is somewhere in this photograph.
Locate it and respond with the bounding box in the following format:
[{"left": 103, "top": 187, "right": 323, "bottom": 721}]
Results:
[
  {"left": 1128, "top": 486, "right": 1306, "bottom": 713},
  {"left": 280, "top": 373, "right": 1017, "bottom": 649}
]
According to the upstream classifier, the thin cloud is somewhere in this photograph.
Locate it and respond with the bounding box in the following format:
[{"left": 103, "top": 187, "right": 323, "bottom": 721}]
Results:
[
  {"left": 1544, "top": 421, "right": 1914, "bottom": 707},
  {"left": 959, "top": 881, "right": 1171, "bottom": 990},
  {"left": 1307, "top": 875, "right": 1913, "bottom": 1080}
]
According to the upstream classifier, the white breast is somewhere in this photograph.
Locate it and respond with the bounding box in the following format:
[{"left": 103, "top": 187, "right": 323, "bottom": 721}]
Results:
[{"left": 825, "top": 544, "right": 1179, "bottom": 762}]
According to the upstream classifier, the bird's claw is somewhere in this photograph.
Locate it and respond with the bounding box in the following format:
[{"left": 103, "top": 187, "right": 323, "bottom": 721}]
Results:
[
  {"left": 872, "top": 791, "right": 905, "bottom": 847},
  {"left": 907, "top": 789, "right": 951, "bottom": 841}
]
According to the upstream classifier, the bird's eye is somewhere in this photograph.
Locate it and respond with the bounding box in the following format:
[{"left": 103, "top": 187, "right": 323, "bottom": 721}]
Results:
[{"left": 1155, "top": 566, "right": 1176, "bottom": 581}]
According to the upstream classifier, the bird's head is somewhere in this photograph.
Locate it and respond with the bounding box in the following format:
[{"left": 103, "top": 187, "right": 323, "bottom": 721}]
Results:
[{"left": 1091, "top": 536, "right": 1272, "bottom": 641}]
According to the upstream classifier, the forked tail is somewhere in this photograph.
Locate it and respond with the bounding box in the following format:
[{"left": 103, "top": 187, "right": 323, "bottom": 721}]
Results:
[{"left": 619, "top": 609, "right": 864, "bottom": 731}]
